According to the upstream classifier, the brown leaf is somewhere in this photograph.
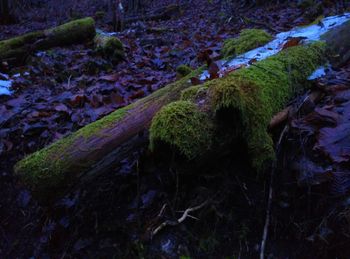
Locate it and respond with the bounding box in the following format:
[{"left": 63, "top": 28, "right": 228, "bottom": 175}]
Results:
[
  {"left": 282, "top": 37, "right": 304, "bottom": 50},
  {"left": 190, "top": 77, "right": 201, "bottom": 86},
  {"left": 209, "top": 61, "right": 219, "bottom": 79}
]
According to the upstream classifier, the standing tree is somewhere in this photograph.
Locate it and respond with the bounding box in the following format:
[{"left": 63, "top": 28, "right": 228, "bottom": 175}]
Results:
[{"left": 0, "top": 0, "right": 10, "bottom": 24}]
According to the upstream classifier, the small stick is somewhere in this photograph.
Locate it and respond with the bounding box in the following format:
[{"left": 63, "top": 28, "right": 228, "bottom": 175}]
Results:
[{"left": 152, "top": 200, "right": 209, "bottom": 237}]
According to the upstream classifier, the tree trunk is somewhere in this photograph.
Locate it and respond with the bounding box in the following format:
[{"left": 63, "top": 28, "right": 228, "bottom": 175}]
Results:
[
  {"left": 14, "top": 19, "right": 350, "bottom": 202},
  {"left": 0, "top": 17, "right": 96, "bottom": 64},
  {"left": 0, "top": 0, "right": 11, "bottom": 24}
]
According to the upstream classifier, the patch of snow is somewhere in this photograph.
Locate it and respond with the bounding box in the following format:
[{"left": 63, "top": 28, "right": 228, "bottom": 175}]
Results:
[
  {"left": 200, "top": 13, "right": 350, "bottom": 80},
  {"left": 95, "top": 28, "right": 118, "bottom": 36},
  {"left": 0, "top": 79, "right": 12, "bottom": 96},
  {"left": 308, "top": 65, "right": 329, "bottom": 80}
]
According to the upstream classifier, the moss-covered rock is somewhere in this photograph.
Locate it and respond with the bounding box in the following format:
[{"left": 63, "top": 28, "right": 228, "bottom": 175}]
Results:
[
  {"left": 211, "top": 42, "right": 326, "bottom": 169},
  {"left": 221, "top": 29, "right": 273, "bottom": 59},
  {"left": 176, "top": 64, "right": 192, "bottom": 78},
  {"left": 150, "top": 101, "right": 213, "bottom": 159},
  {"left": 94, "top": 34, "right": 124, "bottom": 63}
]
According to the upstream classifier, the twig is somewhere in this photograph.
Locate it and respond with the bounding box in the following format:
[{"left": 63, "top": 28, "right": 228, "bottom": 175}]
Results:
[
  {"left": 152, "top": 200, "right": 209, "bottom": 237},
  {"left": 260, "top": 125, "right": 288, "bottom": 259}
]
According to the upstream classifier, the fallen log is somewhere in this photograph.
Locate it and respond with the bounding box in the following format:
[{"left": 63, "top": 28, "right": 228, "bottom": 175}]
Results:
[
  {"left": 14, "top": 68, "right": 203, "bottom": 199},
  {"left": 0, "top": 17, "right": 96, "bottom": 64},
  {"left": 14, "top": 18, "right": 350, "bottom": 200},
  {"left": 149, "top": 19, "right": 350, "bottom": 170},
  {"left": 150, "top": 42, "right": 327, "bottom": 169}
]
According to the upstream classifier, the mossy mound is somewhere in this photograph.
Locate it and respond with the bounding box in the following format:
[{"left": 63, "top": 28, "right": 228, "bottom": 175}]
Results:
[
  {"left": 150, "top": 101, "right": 213, "bottom": 159},
  {"left": 94, "top": 34, "right": 124, "bottom": 63},
  {"left": 176, "top": 64, "right": 192, "bottom": 78},
  {"left": 211, "top": 42, "right": 326, "bottom": 169},
  {"left": 221, "top": 29, "right": 273, "bottom": 58}
]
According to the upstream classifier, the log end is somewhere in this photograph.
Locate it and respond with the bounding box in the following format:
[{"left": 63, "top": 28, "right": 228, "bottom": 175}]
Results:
[
  {"left": 221, "top": 29, "right": 273, "bottom": 58},
  {"left": 321, "top": 20, "right": 350, "bottom": 67},
  {"left": 150, "top": 101, "right": 213, "bottom": 160}
]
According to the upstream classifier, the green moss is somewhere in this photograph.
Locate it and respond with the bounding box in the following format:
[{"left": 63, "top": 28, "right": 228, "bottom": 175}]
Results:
[
  {"left": 0, "top": 17, "right": 95, "bottom": 61},
  {"left": 0, "top": 31, "right": 44, "bottom": 59},
  {"left": 221, "top": 29, "right": 273, "bottom": 58},
  {"left": 14, "top": 106, "right": 130, "bottom": 192},
  {"left": 14, "top": 67, "right": 204, "bottom": 194},
  {"left": 95, "top": 34, "right": 124, "bottom": 63},
  {"left": 150, "top": 101, "right": 213, "bottom": 159},
  {"left": 46, "top": 17, "right": 96, "bottom": 47},
  {"left": 176, "top": 64, "right": 192, "bottom": 78},
  {"left": 181, "top": 84, "right": 209, "bottom": 102},
  {"left": 211, "top": 42, "right": 326, "bottom": 169}
]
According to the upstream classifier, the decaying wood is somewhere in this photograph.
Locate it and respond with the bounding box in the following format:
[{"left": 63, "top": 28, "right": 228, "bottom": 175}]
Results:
[
  {"left": 14, "top": 20, "right": 350, "bottom": 201},
  {"left": 0, "top": 17, "right": 96, "bottom": 64}
]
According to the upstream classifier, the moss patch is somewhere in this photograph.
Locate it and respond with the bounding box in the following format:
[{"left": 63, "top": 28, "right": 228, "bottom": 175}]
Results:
[
  {"left": 176, "top": 64, "right": 192, "bottom": 78},
  {"left": 94, "top": 34, "right": 124, "bottom": 63},
  {"left": 46, "top": 17, "right": 96, "bottom": 47},
  {"left": 0, "top": 31, "right": 44, "bottom": 60},
  {"left": 221, "top": 29, "right": 273, "bottom": 59},
  {"left": 150, "top": 101, "right": 213, "bottom": 159},
  {"left": 211, "top": 42, "right": 326, "bottom": 169}
]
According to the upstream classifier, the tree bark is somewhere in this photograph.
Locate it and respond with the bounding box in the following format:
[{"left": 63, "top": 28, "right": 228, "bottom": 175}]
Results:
[{"left": 0, "top": 17, "right": 96, "bottom": 64}]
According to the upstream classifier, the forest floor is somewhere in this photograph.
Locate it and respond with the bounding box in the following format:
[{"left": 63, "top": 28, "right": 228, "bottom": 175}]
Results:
[{"left": 1, "top": 0, "right": 350, "bottom": 258}]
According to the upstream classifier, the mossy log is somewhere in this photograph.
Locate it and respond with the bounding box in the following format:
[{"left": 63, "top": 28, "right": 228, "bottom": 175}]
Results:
[
  {"left": 14, "top": 21, "right": 350, "bottom": 200},
  {"left": 0, "top": 17, "right": 96, "bottom": 63},
  {"left": 150, "top": 21, "right": 350, "bottom": 169},
  {"left": 14, "top": 69, "right": 202, "bottom": 200},
  {"left": 151, "top": 42, "right": 327, "bottom": 169}
]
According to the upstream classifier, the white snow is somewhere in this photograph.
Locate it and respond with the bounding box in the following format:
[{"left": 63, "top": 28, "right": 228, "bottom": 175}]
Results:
[
  {"left": 0, "top": 79, "right": 12, "bottom": 96},
  {"left": 200, "top": 13, "right": 350, "bottom": 80}
]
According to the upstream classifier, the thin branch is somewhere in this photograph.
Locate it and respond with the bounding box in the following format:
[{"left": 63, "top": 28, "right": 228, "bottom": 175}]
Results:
[{"left": 151, "top": 200, "right": 209, "bottom": 237}]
